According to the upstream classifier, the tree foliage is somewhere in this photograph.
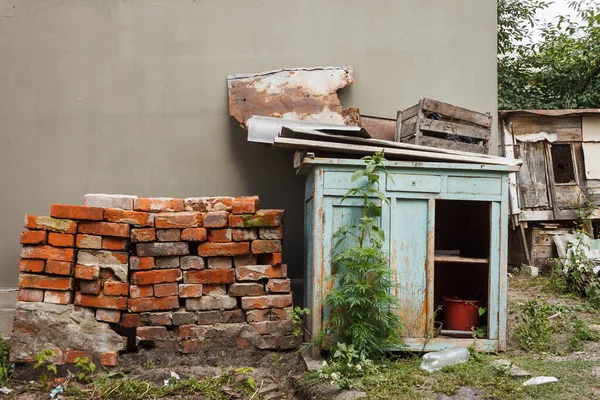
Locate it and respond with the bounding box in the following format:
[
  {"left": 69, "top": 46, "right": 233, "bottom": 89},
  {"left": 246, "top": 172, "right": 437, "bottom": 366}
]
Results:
[{"left": 498, "top": 0, "right": 600, "bottom": 109}]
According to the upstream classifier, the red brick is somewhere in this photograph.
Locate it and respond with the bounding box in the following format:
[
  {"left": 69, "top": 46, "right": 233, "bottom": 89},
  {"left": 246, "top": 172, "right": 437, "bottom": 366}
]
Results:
[
  {"left": 236, "top": 265, "right": 287, "bottom": 281},
  {"left": 207, "top": 257, "right": 232, "bottom": 270},
  {"left": 19, "top": 259, "right": 45, "bottom": 273},
  {"left": 154, "top": 283, "right": 178, "bottom": 297},
  {"left": 44, "top": 290, "right": 73, "bottom": 304},
  {"left": 133, "top": 197, "right": 184, "bottom": 212},
  {"left": 104, "top": 281, "right": 129, "bottom": 296},
  {"left": 208, "top": 228, "right": 232, "bottom": 243},
  {"left": 137, "top": 326, "right": 170, "bottom": 340},
  {"left": 203, "top": 284, "right": 226, "bottom": 296},
  {"left": 142, "top": 312, "right": 172, "bottom": 326},
  {"left": 130, "top": 285, "right": 153, "bottom": 298},
  {"left": 65, "top": 350, "right": 92, "bottom": 364},
  {"left": 183, "top": 269, "right": 235, "bottom": 284},
  {"left": 104, "top": 208, "right": 153, "bottom": 227},
  {"left": 79, "top": 280, "right": 102, "bottom": 294},
  {"left": 74, "top": 292, "right": 128, "bottom": 310},
  {"left": 50, "top": 204, "right": 104, "bottom": 221},
  {"left": 156, "top": 229, "right": 181, "bottom": 242},
  {"left": 131, "top": 228, "right": 156, "bottom": 243},
  {"left": 76, "top": 234, "right": 102, "bottom": 249},
  {"left": 266, "top": 279, "right": 290, "bottom": 293},
  {"left": 48, "top": 233, "right": 75, "bottom": 248},
  {"left": 197, "top": 242, "right": 249, "bottom": 257},
  {"left": 178, "top": 284, "right": 202, "bottom": 298},
  {"left": 182, "top": 339, "right": 201, "bottom": 353},
  {"left": 130, "top": 256, "right": 155, "bottom": 271},
  {"left": 180, "top": 256, "right": 205, "bottom": 270},
  {"left": 250, "top": 320, "right": 293, "bottom": 335},
  {"left": 96, "top": 309, "right": 121, "bottom": 323},
  {"left": 232, "top": 228, "right": 257, "bottom": 242},
  {"left": 129, "top": 296, "right": 179, "bottom": 313},
  {"left": 180, "top": 228, "right": 207, "bottom": 241},
  {"left": 246, "top": 309, "right": 290, "bottom": 322},
  {"left": 45, "top": 260, "right": 73, "bottom": 276},
  {"left": 102, "top": 237, "right": 128, "bottom": 251},
  {"left": 195, "top": 311, "right": 221, "bottom": 325},
  {"left": 19, "top": 274, "right": 73, "bottom": 291},
  {"left": 18, "top": 288, "right": 44, "bottom": 302},
  {"left": 186, "top": 296, "right": 236, "bottom": 311},
  {"left": 234, "top": 254, "right": 257, "bottom": 267},
  {"left": 75, "top": 265, "right": 99, "bottom": 280},
  {"left": 20, "top": 246, "right": 75, "bottom": 262},
  {"left": 229, "top": 283, "right": 264, "bottom": 297},
  {"left": 78, "top": 222, "right": 129, "bottom": 238},
  {"left": 202, "top": 212, "right": 229, "bottom": 228},
  {"left": 136, "top": 242, "right": 189, "bottom": 257},
  {"left": 121, "top": 313, "right": 143, "bottom": 328},
  {"left": 24, "top": 215, "right": 78, "bottom": 233},
  {"left": 184, "top": 197, "right": 234, "bottom": 212},
  {"left": 155, "top": 212, "right": 202, "bottom": 229},
  {"left": 232, "top": 196, "right": 259, "bottom": 214},
  {"left": 131, "top": 269, "right": 182, "bottom": 285},
  {"left": 229, "top": 210, "right": 283, "bottom": 228},
  {"left": 241, "top": 294, "right": 293, "bottom": 310},
  {"left": 99, "top": 352, "right": 118, "bottom": 367},
  {"left": 251, "top": 240, "right": 282, "bottom": 254},
  {"left": 259, "top": 226, "right": 284, "bottom": 240},
  {"left": 20, "top": 230, "right": 47, "bottom": 245},
  {"left": 222, "top": 309, "right": 245, "bottom": 323},
  {"left": 258, "top": 253, "right": 282, "bottom": 266}
]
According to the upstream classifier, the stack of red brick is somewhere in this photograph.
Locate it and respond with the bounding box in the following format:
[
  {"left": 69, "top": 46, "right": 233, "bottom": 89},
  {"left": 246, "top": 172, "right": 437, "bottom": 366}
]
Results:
[{"left": 14, "top": 194, "right": 294, "bottom": 366}]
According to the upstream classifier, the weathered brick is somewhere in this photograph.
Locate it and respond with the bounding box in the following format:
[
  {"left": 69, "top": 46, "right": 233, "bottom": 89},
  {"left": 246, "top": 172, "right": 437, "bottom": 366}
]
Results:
[
  {"left": 76, "top": 234, "right": 102, "bottom": 249},
  {"left": 203, "top": 284, "right": 226, "bottom": 296},
  {"left": 221, "top": 309, "right": 245, "bottom": 323},
  {"left": 197, "top": 242, "right": 249, "bottom": 257},
  {"left": 259, "top": 226, "right": 284, "bottom": 240},
  {"left": 65, "top": 350, "right": 92, "bottom": 364},
  {"left": 180, "top": 256, "right": 205, "bottom": 270},
  {"left": 50, "top": 204, "right": 104, "bottom": 221},
  {"left": 74, "top": 292, "right": 127, "bottom": 310},
  {"left": 24, "top": 215, "right": 77, "bottom": 233},
  {"left": 250, "top": 320, "right": 294, "bottom": 335},
  {"left": 45, "top": 260, "right": 73, "bottom": 276},
  {"left": 131, "top": 269, "right": 182, "bottom": 285},
  {"left": 257, "top": 253, "right": 282, "bottom": 266},
  {"left": 234, "top": 254, "right": 257, "bottom": 267},
  {"left": 154, "top": 283, "right": 178, "bottom": 297},
  {"left": 104, "top": 208, "right": 153, "bottom": 226},
  {"left": 130, "top": 256, "right": 155, "bottom": 271},
  {"left": 44, "top": 290, "right": 73, "bottom": 304},
  {"left": 84, "top": 193, "right": 136, "bottom": 210},
  {"left": 183, "top": 269, "right": 235, "bottom": 284},
  {"left": 232, "top": 196, "right": 259, "bottom": 214},
  {"left": 136, "top": 242, "right": 189, "bottom": 257},
  {"left": 18, "top": 288, "right": 44, "bottom": 302},
  {"left": 48, "top": 233, "right": 75, "bottom": 248},
  {"left": 79, "top": 280, "right": 102, "bottom": 294},
  {"left": 156, "top": 229, "right": 181, "bottom": 242},
  {"left": 207, "top": 257, "right": 232, "bottom": 270},
  {"left": 137, "top": 326, "right": 170, "bottom": 341},
  {"left": 19, "top": 274, "right": 73, "bottom": 291},
  {"left": 104, "top": 281, "right": 129, "bottom": 297},
  {"left": 96, "top": 309, "right": 121, "bottom": 323},
  {"left": 19, "top": 259, "right": 45, "bottom": 273},
  {"left": 186, "top": 296, "right": 237, "bottom": 311},
  {"left": 241, "top": 295, "right": 293, "bottom": 310},
  {"left": 184, "top": 197, "right": 234, "bottom": 212},
  {"left": 177, "top": 324, "right": 201, "bottom": 338},
  {"left": 20, "top": 246, "right": 75, "bottom": 262},
  {"left": 266, "top": 279, "right": 291, "bottom": 293},
  {"left": 180, "top": 228, "right": 207, "bottom": 241},
  {"left": 195, "top": 311, "right": 221, "bottom": 325},
  {"left": 129, "top": 296, "right": 179, "bottom": 313},
  {"left": 75, "top": 265, "right": 99, "bottom": 280},
  {"left": 102, "top": 237, "right": 128, "bottom": 251},
  {"left": 182, "top": 339, "right": 201, "bottom": 353},
  {"left": 172, "top": 311, "right": 196, "bottom": 326},
  {"left": 20, "top": 230, "right": 47, "bottom": 245},
  {"left": 202, "top": 212, "right": 229, "bottom": 228},
  {"left": 229, "top": 283, "right": 264, "bottom": 297},
  {"left": 131, "top": 228, "right": 156, "bottom": 243},
  {"left": 229, "top": 210, "right": 283, "bottom": 228},
  {"left": 236, "top": 265, "right": 287, "bottom": 281},
  {"left": 134, "top": 198, "right": 184, "bottom": 212},
  {"left": 232, "top": 228, "right": 258, "bottom": 242},
  {"left": 129, "top": 285, "right": 153, "bottom": 298},
  {"left": 142, "top": 312, "right": 172, "bottom": 326},
  {"left": 251, "top": 240, "right": 282, "bottom": 254},
  {"left": 99, "top": 352, "right": 118, "bottom": 367},
  {"left": 178, "top": 284, "right": 202, "bottom": 298},
  {"left": 155, "top": 212, "right": 202, "bottom": 229},
  {"left": 208, "top": 228, "right": 232, "bottom": 243},
  {"left": 121, "top": 313, "right": 143, "bottom": 328},
  {"left": 155, "top": 256, "right": 180, "bottom": 269},
  {"left": 78, "top": 222, "right": 129, "bottom": 238},
  {"left": 76, "top": 250, "right": 128, "bottom": 279}
]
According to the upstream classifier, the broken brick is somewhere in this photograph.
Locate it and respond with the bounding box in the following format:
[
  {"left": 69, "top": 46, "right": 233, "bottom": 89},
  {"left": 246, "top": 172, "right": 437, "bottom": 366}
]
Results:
[
  {"left": 180, "top": 256, "right": 205, "bottom": 270},
  {"left": 130, "top": 256, "right": 155, "bottom": 271},
  {"left": 134, "top": 198, "right": 184, "bottom": 212},
  {"left": 184, "top": 197, "right": 234, "bottom": 212},
  {"left": 96, "top": 309, "right": 121, "bottom": 323},
  {"left": 23, "top": 215, "right": 77, "bottom": 234},
  {"left": 99, "top": 352, "right": 118, "bottom": 367},
  {"left": 74, "top": 265, "right": 99, "bottom": 280},
  {"left": 235, "top": 265, "right": 287, "bottom": 281}
]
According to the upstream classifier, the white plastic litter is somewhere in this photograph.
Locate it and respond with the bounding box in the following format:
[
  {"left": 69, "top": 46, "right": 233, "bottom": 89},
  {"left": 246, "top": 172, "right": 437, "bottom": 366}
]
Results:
[
  {"left": 0, "top": 387, "right": 12, "bottom": 394},
  {"left": 163, "top": 371, "right": 181, "bottom": 386},
  {"left": 523, "top": 376, "right": 558, "bottom": 386},
  {"left": 420, "top": 346, "right": 470, "bottom": 373}
]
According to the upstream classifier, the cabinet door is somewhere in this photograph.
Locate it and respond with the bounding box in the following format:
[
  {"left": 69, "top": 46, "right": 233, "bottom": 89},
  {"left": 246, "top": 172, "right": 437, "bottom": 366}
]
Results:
[{"left": 391, "top": 198, "right": 433, "bottom": 337}]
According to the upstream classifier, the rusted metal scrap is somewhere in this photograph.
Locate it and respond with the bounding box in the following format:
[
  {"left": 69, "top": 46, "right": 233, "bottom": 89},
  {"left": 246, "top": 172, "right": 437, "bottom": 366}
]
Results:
[{"left": 227, "top": 66, "right": 359, "bottom": 129}]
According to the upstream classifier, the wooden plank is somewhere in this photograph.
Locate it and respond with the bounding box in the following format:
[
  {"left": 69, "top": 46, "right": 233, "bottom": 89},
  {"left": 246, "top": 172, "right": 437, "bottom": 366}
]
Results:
[
  {"left": 399, "top": 338, "right": 498, "bottom": 352},
  {"left": 422, "top": 98, "right": 493, "bottom": 128},
  {"left": 360, "top": 115, "right": 396, "bottom": 141},
  {"left": 582, "top": 116, "right": 600, "bottom": 141},
  {"left": 433, "top": 255, "right": 489, "bottom": 264},
  {"left": 308, "top": 168, "right": 325, "bottom": 356},
  {"left": 510, "top": 116, "right": 582, "bottom": 141},
  {"left": 582, "top": 143, "right": 600, "bottom": 179},
  {"left": 544, "top": 142, "right": 559, "bottom": 218},
  {"left": 426, "top": 199, "right": 435, "bottom": 336},
  {"left": 555, "top": 185, "right": 582, "bottom": 209},
  {"left": 418, "top": 136, "right": 487, "bottom": 154},
  {"left": 516, "top": 142, "right": 551, "bottom": 209},
  {"left": 395, "top": 110, "right": 403, "bottom": 142},
  {"left": 498, "top": 176, "right": 510, "bottom": 351},
  {"left": 399, "top": 121, "right": 417, "bottom": 140},
  {"left": 400, "top": 104, "right": 420, "bottom": 121},
  {"left": 420, "top": 118, "right": 491, "bottom": 140},
  {"left": 489, "top": 202, "right": 500, "bottom": 342}
]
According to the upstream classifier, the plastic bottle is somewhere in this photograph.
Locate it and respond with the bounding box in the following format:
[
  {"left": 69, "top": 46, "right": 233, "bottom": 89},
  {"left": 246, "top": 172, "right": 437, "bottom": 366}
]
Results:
[{"left": 420, "top": 346, "right": 470, "bottom": 373}]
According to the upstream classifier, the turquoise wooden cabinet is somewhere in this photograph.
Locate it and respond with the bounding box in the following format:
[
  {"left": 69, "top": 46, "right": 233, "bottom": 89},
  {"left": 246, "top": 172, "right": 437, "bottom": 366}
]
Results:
[{"left": 300, "top": 157, "right": 518, "bottom": 352}]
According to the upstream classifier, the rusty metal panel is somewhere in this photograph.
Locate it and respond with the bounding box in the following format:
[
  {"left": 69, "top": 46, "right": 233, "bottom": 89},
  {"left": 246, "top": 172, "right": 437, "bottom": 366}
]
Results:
[
  {"left": 360, "top": 115, "right": 396, "bottom": 141},
  {"left": 227, "top": 66, "right": 357, "bottom": 129}
]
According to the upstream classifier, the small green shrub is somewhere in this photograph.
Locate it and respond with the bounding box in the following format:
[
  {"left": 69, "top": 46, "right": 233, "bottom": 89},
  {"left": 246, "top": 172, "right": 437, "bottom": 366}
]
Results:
[
  {"left": 0, "top": 337, "right": 11, "bottom": 385},
  {"left": 73, "top": 356, "right": 96, "bottom": 383},
  {"left": 34, "top": 349, "right": 58, "bottom": 385}
]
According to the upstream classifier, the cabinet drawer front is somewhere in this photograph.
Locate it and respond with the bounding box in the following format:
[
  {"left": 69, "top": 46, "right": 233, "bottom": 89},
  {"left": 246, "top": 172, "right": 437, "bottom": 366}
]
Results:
[
  {"left": 323, "top": 171, "right": 367, "bottom": 190},
  {"left": 447, "top": 176, "right": 501, "bottom": 195},
  {"left": 387, "top": 174, "right": 441, "bottom": 193}
]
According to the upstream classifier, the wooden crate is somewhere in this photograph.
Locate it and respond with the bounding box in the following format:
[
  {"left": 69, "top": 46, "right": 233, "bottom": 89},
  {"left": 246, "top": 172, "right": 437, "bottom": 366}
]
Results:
[
  {"left": 530, "top": 227, "right": 571, "bottom": 270},
  {"left": 396, "top": 98, "right": 492, "bottom": 154}
]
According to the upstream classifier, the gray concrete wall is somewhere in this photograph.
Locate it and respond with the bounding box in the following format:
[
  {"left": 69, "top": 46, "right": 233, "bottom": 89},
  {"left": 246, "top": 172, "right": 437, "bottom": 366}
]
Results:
[{"left": 0, "top": 0, "right": 497, "bottom": 288}]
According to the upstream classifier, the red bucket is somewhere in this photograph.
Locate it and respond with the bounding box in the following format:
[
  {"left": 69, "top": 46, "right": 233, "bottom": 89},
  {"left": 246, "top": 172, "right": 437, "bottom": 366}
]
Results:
[{"left": 442, "top": 296, "right": 483, "bottom": 332}]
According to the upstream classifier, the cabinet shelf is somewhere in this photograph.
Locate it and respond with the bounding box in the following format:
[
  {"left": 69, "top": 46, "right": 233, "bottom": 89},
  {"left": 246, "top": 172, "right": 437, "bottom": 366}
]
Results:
[{"left": 434, "top": 255, "right": 489, "bottom": 264}]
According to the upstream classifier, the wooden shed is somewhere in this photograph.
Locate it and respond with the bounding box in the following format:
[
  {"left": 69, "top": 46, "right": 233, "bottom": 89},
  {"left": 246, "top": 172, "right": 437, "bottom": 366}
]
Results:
[{"left": 499, "top": 109, "right": 600, "bottom": 267}]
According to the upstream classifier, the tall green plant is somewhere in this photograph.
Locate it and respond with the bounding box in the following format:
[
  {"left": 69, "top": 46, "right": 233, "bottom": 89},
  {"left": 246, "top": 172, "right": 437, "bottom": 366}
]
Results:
[{"left": 323, "top": 150, "right": 403, "bottom": 359}]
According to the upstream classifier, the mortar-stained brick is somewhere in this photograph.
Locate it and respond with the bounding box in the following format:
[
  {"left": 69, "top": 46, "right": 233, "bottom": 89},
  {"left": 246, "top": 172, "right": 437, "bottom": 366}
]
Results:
[
  {"left": 136, "top": 242, "right": 189, "bottom": 257},
  {"left": 84, "top": 194, "right": 136, "bottom": 210},
  {"left": 178, "top": 284, "right": 203, "bottom": 298},
  {"left": 104, "top": 209, "right": 153, "bottom": 226},
  {"left": 76, "top": 234, "right": 102, "bottom": 249},
  {"left": 24, "top": 215, "right": 78, "bottom": 233},
  {"left": 44, "top": 290, "right": 73, "bottom": 305},
  {"left": 155, "top": 256, "right": 180, "bottom": 269},
  {"left": 141, "top": 312, "right": 172, "bottom": 326},
  {"left": 229, "top": 283, "right": 264, "bottom": 297},
  {"left": 96, "top": 309, "right": 121, "bottom": 323},
  {"left": 266, "top": 279, "right": 291, "bottom": 293},
  {"left": 134, "top": 198, "right": 184, "bottom": 212},
  {"left": 129, "top": 285, "right": 153, "bottom": 299},
  {"left": 79, "top": 280, "right": 102, "bottom": 295},
  {"left": 236, "top": 265, "right": 287, "bottom": 281},
  {"left": 232, "top": 196, "right": 259, "bottom": 214},
  {"left": 18, "top": 288, "right": 44, "bottom": 302},
  {"left": 241, "top": 295, "right": 292, "bottom": 310},
  {"left": 184, "top": 197, "right": 234, "bottom": 212},
  {"left": 130, "top": 256, "right": 155, "bottom": 271},
  {"left": 185, "top": 296, "right": 237, "bottom": 311},
  {"left": 208, "top": 228, "right": 232, "bottom": 243},
  {"left": 259, "top": 226, "right": 283, "bottom": 240},
  {"left": 180, "top": 256, "right": 205, "bottom": 270},
  {"left": 229, "top": 210, "right": 283, "bottom": 228},
  {"left": 251, "top": 240, "right": 282, "bottom": 254},
  {"left": 202, "top": 284, "right": 226, "bottom": 296},
  {"left": 156, "top": 229, "right": 181, "bottom": 242},
  {"left": 202, "top": 212, "right": 229, "bottom": 228},
  {"left": 232, "top": 229, "right": 257, "bottom": 242},
  {"left": 131, "top": 228, "right": 156, "bottom": 243}
]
